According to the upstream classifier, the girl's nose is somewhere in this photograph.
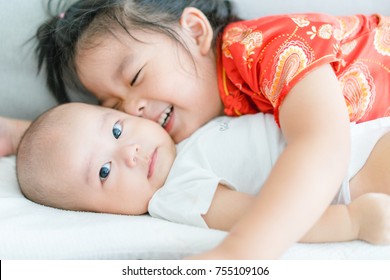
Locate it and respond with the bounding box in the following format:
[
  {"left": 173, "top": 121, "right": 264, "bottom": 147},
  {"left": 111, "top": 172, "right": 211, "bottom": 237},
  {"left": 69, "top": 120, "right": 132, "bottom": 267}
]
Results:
[{"left": 122, "top": 98, "right": 147, "bottom": 117}]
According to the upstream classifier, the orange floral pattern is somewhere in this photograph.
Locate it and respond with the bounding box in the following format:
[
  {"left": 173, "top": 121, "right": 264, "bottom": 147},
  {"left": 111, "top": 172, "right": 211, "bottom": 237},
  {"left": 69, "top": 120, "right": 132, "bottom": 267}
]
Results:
[
  {"left": 339, "top": 62, "right": 376, "bottom": 121},
  {"left": 217, "top": 13, "right": 390, "bottom": 125},
  {"left": 263, "top": 42, "right": 313, "bottom": 107},
  {"left": 333, "top": 15, "right": 360, "bottom": 41},
  {"left": 374, "top": 15, "right": 390, "bottom": 56}
]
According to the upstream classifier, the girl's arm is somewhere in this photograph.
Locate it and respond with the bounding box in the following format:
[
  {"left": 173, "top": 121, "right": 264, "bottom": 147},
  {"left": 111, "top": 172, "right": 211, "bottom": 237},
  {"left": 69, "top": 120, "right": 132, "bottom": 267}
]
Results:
[
  {"left": 0, "top": 116, "right": 31, "bottom": 156},
  {"left": 198, "top": 64, "right": 351, "bottom": 259}
]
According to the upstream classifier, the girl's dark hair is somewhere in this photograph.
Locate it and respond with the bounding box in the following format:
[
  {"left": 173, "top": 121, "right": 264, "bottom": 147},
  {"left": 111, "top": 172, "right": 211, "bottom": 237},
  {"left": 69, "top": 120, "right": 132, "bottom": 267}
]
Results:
[{"left": 36, "top": 0, "right": 240, "bottom": 104}]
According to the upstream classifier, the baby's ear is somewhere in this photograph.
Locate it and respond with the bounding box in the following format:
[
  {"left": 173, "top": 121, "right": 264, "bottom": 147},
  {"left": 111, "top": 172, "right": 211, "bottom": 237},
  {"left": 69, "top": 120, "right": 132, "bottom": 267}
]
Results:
[{"left": 180, "top": 7, "right": 213, "bottom": 55}]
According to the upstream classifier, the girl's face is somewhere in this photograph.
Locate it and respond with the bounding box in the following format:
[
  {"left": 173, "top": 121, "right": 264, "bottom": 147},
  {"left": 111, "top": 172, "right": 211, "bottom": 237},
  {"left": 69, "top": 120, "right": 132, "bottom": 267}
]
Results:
[{"left": 76, "top": 24, "right": 223, "bottom": 143}]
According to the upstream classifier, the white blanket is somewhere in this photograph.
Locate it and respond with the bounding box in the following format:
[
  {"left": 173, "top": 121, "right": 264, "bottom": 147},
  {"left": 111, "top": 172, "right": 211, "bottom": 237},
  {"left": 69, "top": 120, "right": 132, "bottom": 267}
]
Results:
[{"left": 1, "top": 156, "right": 390, "bottom": 259}]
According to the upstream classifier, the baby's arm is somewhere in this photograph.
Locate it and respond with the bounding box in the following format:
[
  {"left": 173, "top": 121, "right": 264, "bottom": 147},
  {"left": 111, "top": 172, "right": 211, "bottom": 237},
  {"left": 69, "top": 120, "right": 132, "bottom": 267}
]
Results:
[
  {"left": 0, "top": 116, "right": 30, "bottom": 156},
  {"left": 303, "top": 193, "right": 390, "bottom": 244}
]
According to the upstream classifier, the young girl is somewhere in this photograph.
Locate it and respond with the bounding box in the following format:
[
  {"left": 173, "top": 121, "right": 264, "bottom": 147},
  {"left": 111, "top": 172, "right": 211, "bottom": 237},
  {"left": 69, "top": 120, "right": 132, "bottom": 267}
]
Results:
[{"left": 4, "top": 0, "right": 390, "bottom": 258}]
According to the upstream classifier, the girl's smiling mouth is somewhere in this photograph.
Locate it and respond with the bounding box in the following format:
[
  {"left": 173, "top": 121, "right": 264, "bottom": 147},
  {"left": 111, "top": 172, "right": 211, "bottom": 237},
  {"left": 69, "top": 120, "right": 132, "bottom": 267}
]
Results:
[{"left": 158, "top": 105, "right": 173, "bottom": 129}]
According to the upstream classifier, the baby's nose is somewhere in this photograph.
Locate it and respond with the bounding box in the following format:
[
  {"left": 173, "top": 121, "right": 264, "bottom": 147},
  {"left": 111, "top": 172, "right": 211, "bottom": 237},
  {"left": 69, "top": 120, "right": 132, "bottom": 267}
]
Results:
[{"left": 123, "top": 144, "right": 140, "bottom": 167}]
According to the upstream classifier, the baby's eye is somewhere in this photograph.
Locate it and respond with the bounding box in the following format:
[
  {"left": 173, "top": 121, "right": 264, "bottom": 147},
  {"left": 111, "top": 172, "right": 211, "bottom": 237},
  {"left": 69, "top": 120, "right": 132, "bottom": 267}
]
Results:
[
  {"left": 99, "top": 162, "right": 111, "bottom": 182},
  {"left": 113, "top": 121, "right": 122, "bottom": 139}
]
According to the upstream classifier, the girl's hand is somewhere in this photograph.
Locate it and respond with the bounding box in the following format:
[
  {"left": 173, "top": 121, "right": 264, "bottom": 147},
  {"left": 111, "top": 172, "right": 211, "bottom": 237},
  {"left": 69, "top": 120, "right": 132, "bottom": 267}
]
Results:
[
  {"left": 0, "top": 116, "right": 30, "bottom": 157},
  {"left": 349, "top": 193, "right": 390, "bottom": 244}
]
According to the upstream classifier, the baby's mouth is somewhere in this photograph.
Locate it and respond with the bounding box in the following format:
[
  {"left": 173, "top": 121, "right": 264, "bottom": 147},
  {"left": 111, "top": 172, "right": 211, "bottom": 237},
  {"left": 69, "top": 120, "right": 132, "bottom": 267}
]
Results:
[
  {"left": 147, "top": 148, "right": 157, "bottom": 179},
  {"left": 158, "top": 106, "right": 173, "bottom": 128}
]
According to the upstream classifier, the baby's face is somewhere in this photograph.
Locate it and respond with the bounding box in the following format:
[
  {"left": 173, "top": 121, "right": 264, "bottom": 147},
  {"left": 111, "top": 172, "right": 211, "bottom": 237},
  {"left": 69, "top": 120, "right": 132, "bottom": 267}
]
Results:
[{"left": 53, "top": 103, "right": 176, "bottom": 215}]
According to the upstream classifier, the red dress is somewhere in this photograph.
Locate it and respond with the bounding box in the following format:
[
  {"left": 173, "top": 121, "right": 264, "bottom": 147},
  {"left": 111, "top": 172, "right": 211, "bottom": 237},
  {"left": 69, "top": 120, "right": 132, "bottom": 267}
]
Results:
[{"left": 217, "top": 13, "right": 390, "bottom": 125}]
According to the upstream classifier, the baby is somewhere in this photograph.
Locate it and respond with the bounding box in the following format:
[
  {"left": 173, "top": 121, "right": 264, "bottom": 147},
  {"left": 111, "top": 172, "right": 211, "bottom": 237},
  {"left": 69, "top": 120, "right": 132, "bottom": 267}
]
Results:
[{"left": 17, "top": 103, "right": 390, "bottom": 244}]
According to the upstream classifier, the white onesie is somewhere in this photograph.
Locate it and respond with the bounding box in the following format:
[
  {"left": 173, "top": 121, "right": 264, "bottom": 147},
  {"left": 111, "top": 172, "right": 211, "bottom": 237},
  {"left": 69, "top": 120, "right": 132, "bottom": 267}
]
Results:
[{"left": 148, "top": 114, "right": 390, "bottom": 228}]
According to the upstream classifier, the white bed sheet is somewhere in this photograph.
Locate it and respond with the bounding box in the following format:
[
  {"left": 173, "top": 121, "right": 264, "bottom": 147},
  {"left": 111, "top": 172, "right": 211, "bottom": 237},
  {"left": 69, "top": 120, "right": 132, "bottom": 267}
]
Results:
[{"left": 1, "top": 156, "right": 390, "bottom": 259}]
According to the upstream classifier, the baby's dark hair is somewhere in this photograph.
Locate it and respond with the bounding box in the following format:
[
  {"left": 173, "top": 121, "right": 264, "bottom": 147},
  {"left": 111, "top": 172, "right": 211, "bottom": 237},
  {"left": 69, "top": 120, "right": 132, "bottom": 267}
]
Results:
[{"left": 36, "top": 0, "right": 240, "bottom": 104}]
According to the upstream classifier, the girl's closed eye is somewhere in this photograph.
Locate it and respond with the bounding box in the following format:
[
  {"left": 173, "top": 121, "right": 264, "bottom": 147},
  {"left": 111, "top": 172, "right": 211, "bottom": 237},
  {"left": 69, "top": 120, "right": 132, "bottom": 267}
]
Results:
[{"left": 130, "top": 67, "right": 143, "bottom": 86}]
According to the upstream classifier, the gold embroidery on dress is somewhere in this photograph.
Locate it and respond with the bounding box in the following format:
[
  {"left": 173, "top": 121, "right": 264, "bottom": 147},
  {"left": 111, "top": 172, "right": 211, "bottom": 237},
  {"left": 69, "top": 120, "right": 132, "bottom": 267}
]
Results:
[
  {"left": 291, "top": 16, "right": 310, "bottom": 27},
  {"left": 241, "top": 32, "right": 263, "bottom": 69},
  {"left": 263, "top": 43, "right": 312, "bottom": 106},
  {"left": 222, "top": 25, "right": 255, "bottom": 59},
  {"left": 334, "top": 15, "right": 360, "bottom": 41},
  {"left": 374, "top": 15, "right": 390, "bottom": 56},
  {"left": 318, "top": 24, "right": 333, "bottom": 39},
  {"left": 307, "top": 26, "right": 318, "bottom": 40},
  {"left": 341, "top": 40, "right": 357, "bottom": 55},
  {"left": 307, "top": 24, "right": 333, "bottom": 40},
  {"left": 332, "top": 40, "right": 357, "bottom": 69},
  {"left": 338, "top": 62, "right": 376, "bottom": 122}
]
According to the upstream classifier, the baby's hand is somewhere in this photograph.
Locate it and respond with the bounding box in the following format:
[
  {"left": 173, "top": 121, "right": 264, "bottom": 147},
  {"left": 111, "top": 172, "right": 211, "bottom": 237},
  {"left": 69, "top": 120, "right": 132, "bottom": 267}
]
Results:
[{"left": 349, "top": 193, "right": 390, "bottom": 244}]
